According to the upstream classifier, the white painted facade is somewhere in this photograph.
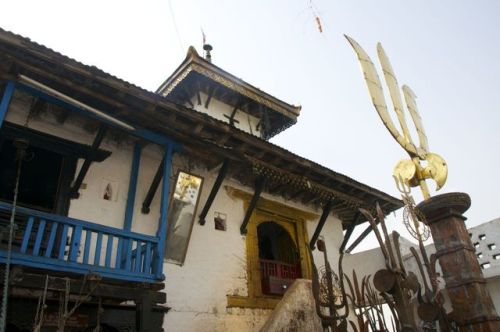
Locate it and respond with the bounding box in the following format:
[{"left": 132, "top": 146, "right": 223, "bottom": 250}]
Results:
[{"left": 4, "top": 89, "right": 354, "bottom": 331}]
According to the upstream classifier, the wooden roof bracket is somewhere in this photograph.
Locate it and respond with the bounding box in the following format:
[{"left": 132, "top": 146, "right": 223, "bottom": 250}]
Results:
[
  {"left": 339, "top": 211, "right": 362, "bottom": 253},
  {"left": 141, "top": 156, "right": 165, "bottom": 214},
  {"left": 198, "top": 158, "right": 230, "bottom": 225},
  {"left": 309, "top": 198, "right": 334, "bottom": 250},
  {"left": 69, "top": 125, "right": 107, "bottom": 199},
  {"left": 240, "top": 176, "right": 266, "bottom": 235},
  {"left": 345, "top": 205, "right": 386, "bottom": 253}
]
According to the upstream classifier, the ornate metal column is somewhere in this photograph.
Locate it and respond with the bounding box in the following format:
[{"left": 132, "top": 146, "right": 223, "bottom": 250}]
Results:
[{"left": 417, "top": 193, "right": 500, "bottom": 331}]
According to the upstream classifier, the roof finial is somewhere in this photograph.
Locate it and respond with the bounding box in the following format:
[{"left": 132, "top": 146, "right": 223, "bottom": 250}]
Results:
[{"left": 203, "top": 44, "right": 213, "bottom": 62}]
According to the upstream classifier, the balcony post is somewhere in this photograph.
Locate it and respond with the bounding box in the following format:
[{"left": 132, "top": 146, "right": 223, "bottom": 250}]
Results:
[
  {"left": 154, "top": 143, "right": 174, "bottom": 279},
  {"left": 0, "top": 81, "right": 15, "bottom": 129}
]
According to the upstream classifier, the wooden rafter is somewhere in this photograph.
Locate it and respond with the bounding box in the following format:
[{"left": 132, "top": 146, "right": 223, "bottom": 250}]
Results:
[
  {"left": 198, "top": 159, "right": 230, "bottom": 225},
  {"left": 240, "top": 176, "right": 266, "bottom": 235},
  {"left": 69, "top": 125, "right": 107, "bottom": 198}
]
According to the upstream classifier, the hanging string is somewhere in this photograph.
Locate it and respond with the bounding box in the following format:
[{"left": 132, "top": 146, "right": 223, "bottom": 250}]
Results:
[
  {"left": 0, "top": 141, "right": 28, "bottom": 332},
  {"left": 308, "top": 0, "right": 324, "bottom": 34},
  {"left": 168, "top": 0, "right": 184, "bottom": 52}
]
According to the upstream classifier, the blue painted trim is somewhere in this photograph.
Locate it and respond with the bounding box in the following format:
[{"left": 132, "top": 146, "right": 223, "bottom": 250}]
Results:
[
  {"left": 155, "top": 144, "right": 174, "bottom": 279},
  {"left": 20, "top": 217, "right": 34, "bottom": 254},
  {"left": 33, "top": 219, "right": 46, "bottom": 256},
  {"left": 69, "top": 225, "right": 82, "bottom": 262},
  {"left": 125, "top": 239, "right": 133, "bottom": 271},
  {"left": 123, "top": 143, "right": 142, "bottom": 231},
  {"left": 0, "top": 81, "right": 15, "bottom": 128},
  {"left": 45, "top": 222, "right": 58, "bottom": 258},
  {"left": 58, "top": 225, "right": 69, "bottom": 260},
  {"left": 16, "top": 82, "right": 181, "bottom": 150},
  {"left": 94, "top": 232, "right": 103, "bottom": 265},
  {"left": 0, "top": 201, "right": 162, "bottom": 283},
  {"left": 0, "top": 202, "right": 158, "bottom": 243},
  {"left": 134, "top": 242, "right": 142, "bottom": 272},
  {"left": 116, "top": 238, "right": 123, "bottom": 269},
  {"left": 83, "top": 230, "right": 92, "bottom": 264},
  {"left": 144, "top": 242, "right": 152, "bottom": 274},
  {"left": 0, "top": 252, "right": 157, "bottom": 283},
  {"left": 105, "top": 235, "right": 113, "bottom": 268}
]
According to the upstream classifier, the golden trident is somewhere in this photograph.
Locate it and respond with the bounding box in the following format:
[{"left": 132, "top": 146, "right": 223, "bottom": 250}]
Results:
[{"left": 345, "top": 35, "right": 448, "bottom": 199}]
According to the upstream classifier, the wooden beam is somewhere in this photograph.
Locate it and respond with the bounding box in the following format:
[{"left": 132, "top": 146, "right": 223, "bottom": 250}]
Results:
[
  {"left": 240, "top": 176, "right": 266, "bottom": 235},
  {"left": 29, "top": 96, "right": 47, "bottom": 116},
  {"left": 69, "top": 125, "right": 107, "bottom": 198},
  {"left": 224, "top": 102, "right": 241, "bottom": 126},
  {"left": 141, "top": 157, "right": 165, "bottom": 214},
  {"left": 9, "top": 270, "right": 166, "bottom": 303},
  {"left": 196, "top": 80, "right": 202, "bottom": 105},
  {"left": 309, "top": 199, "right": 334, "bottom": 250},
  {"left": 179, "top": 89, "right": 194, "bottom": 108},
  {"left": 198, "top": 159, "right": 230, "bottom": 225},
  {"left": 123, "top": 143, "right": 142, "bottom": 231},
  {"left": 204, "top": 85, "right": 215, "bottom": 109},
  {"left": 345, "top": 214, "right": 379, "bottom": 254},
  {"left": 339, "top": 212, "right": 361, "bottom": 253}
]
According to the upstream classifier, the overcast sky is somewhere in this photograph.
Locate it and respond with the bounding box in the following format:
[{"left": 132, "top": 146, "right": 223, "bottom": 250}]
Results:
[{"left": 2, "top": 0, "right": 499, "bottom": 251}]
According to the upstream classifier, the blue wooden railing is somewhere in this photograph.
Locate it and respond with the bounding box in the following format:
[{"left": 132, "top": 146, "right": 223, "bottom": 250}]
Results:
[{"left": 0, "top": 202, "right": 163, "bottom": 283}]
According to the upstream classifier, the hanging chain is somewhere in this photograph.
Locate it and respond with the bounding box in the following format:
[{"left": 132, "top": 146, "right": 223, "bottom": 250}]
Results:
[{"left": 0, "top": 140, "right": 28, "bottom": 332}]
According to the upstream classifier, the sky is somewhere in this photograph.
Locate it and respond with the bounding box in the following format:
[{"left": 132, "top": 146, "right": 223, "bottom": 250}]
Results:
[{"left": 1, "top": 0, "right": 499, "bottom": 251}]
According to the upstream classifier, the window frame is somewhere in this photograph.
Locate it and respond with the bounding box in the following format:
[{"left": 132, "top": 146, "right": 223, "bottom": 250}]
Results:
[{"left": 226, "top": 187, "right": 316, "bottom": 309}]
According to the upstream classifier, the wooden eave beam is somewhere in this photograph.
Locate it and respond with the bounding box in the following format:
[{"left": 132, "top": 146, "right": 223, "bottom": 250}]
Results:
[
  {"left": 69, "top": 125, "right": 107, "bottom": 198},
  {"left": 309, "top": 198, "right": 334, "bottom": 250},
  {"left": 339, "top": 212, "right": 362, "bottom": 253},
  {"left": 198, "top": 159, "right": 230, "bottom": 225},
  {"left": 141, "top": 156, "right": 165, "bottom": 214},
  {"left": 196, "top": 80, "right": 202, "bottom": 105},
  {"left": 240, "top": 176, "right": 266, "bottom": 235},
  {"left": 204, "top": 85, "right": 215, "bottom": 109},
  {"left": 344, "top": 204, "right": 390, "bottom": 254}
]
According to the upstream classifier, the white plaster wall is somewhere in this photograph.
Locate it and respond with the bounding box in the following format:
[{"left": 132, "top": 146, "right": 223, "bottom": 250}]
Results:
[
  {"left": 189, "top": 92, "right": 261, "bottom": 137},
  {"left": 162, "top": 163, "right": 350, "bottom": 332}
]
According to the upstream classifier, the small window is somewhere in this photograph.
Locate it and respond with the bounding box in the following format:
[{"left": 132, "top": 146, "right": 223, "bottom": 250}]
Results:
[
  {"left": 494, "top": 254, "right": 500, "bottom": 260},
  {"left": 473, "top": 242, "right": 480, "bottom": 249},
  {"left": 477, "top": 252, "right": 483, "bottom": 259},
  {"left": 488, "top": 244, "right": 496, "bottom": 250},
  {"left": 479, "top": 234, "right": 486, "bottom": 241},
  {"left": 481, "top": 262, "right": 491, "bottom": 269}
]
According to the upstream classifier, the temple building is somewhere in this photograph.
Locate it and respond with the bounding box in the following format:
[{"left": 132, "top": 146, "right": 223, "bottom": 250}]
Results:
[{"left": 0, "top": 28, "right": 402, "bottom": 331}]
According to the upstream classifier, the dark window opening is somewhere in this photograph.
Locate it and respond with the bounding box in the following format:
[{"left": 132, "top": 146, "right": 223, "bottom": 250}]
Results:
[
  {"left": 0, "top": 138, "right": 73, "bottom": 214},
  {"left": 257, "top": 222, "right": 301, "bottom": 296}
]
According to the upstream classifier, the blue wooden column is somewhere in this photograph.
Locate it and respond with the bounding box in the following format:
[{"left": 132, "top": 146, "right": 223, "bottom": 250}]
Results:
[
  {"left": 123, "top": 143, "right": 142, "bottom": 231},
  {"left": 154, "top": 143, "right": 174, "bottom": 279},
  {"left": 0, "top": 81, "right": 16, "bottom": 128}
]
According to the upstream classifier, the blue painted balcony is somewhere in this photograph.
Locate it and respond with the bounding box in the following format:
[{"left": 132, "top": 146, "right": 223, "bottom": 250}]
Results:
[{"left": 0, "top": 202, "right": 163, "bottom": 283}]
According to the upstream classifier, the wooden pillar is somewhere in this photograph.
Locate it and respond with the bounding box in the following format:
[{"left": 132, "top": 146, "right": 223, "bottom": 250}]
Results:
[
  {"left": 417, "top": 193, "right": 500, "bottom": 331},
  {"left": 0, "top": 81, "right": 15, "bottom": 129},
  {"left": 154, "top": 144, "right": 174, "bottom": 279}
]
